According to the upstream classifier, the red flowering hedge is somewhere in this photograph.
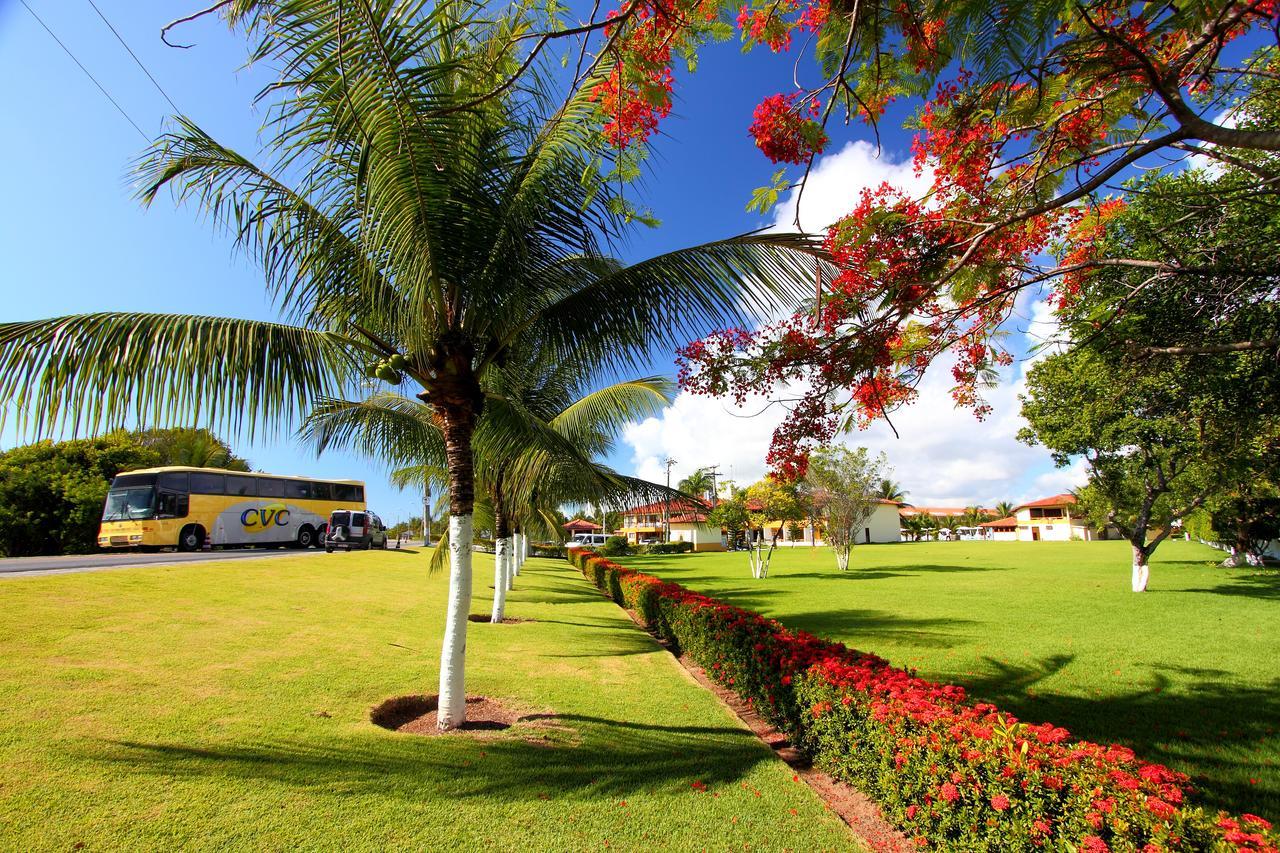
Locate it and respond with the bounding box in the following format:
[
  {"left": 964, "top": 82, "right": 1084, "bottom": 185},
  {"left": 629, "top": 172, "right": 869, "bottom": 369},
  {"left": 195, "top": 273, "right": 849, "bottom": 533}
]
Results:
[{"left": 568, "top": 549, "right": 1278, "bottom": 852}]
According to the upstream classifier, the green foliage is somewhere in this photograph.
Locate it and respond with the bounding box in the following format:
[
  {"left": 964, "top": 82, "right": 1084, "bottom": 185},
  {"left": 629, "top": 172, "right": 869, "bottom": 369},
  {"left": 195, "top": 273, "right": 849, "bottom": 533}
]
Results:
[
  {"left": 599, "top": 535, "right": 631, "bottom": 557},
  {"left": 707, "top": 488, "right": 750, "bottom": 546},
  {"left": 133, "top": 427, "right": 250, "bottom": 471},
  {"left": 0, "top": 433, "right": 159, "bottom": 557},
  {"left": 637, "top": 540, "right": 693, "bottom": 554}
]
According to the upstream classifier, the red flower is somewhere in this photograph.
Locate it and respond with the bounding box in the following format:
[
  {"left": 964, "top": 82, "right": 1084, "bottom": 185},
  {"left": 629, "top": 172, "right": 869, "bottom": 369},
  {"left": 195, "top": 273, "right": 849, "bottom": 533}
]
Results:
[
  {"left": 938, "top": 783, "right": 960, "bottom": 803},
  {"left": 748, "top": 93, "right": 828, "bottom": 164},
  {"left": 1081, "top": 836, "right": 1110, "bottom": 853},
  {"left": 990, "top": 794, "right": 1010, "bottom": 812},
  {"left": 1243, "top": 814, "right": 1274, "bottom": 831}
]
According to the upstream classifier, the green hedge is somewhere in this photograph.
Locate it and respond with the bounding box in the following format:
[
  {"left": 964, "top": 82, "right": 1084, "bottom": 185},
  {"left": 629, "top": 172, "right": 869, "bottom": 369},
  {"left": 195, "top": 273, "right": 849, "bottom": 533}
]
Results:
[{"left": 567, "top": 549, "right": 1278, "bottom": 852}]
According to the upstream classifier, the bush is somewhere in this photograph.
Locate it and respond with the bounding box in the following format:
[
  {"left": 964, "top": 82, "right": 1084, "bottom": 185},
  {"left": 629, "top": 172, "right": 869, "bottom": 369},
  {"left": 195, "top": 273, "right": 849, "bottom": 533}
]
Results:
[
  {"left": 532, "top": 543, "right": 566, "bottom": 559},
  {"left": 566, "top": 550, "right": 1279, "bottom": 852},
  {"left": 599, "top": 535, "right": 631, "bottom": 557},
  {"left": 640, "top": 540, "right": 694, "bottom": 555}
]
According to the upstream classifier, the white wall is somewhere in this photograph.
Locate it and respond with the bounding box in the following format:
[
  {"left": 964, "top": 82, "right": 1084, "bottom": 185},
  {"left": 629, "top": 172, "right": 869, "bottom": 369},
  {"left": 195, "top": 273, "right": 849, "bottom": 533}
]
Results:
[{"left": 865, "top": 503, "right": 902, "bottom": 543}]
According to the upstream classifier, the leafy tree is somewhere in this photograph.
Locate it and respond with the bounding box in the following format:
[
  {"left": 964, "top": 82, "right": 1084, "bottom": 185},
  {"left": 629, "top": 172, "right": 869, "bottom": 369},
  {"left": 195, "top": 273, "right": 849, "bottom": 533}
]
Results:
[
  {"left": 803, "top": 447, "right": 885, "bottom": 570},
  {"left": 1187, "top": 444, "right": 1280, "bottom": 567},
  {"left": 904, "top": 511, "right": 937, "bottom": 542},
  {"left": 1022, "top": 154, "right": 1280, "bottom": 590},
  {"left": 706, "top": 488, "right": 750, "bottom": 553},
  {"left": 960, "top": 506, "right": 992, "bottom": 528},
  {"left": 741, "top": 476, "right": 804, "bottom": 578},
  {"left": 993, "top": 501, "right": 1015, "bottom": 520},
  {"left": 134, "top": 428, "right": 250, "bottom": 471},
  {"left": 1021, "top": 349, "right": 1242, "bottom": 591},
  {"left": 0, "top": 434, "right": 159, "bottom": 557},
  {"left": 0, "top": 6, "right": 820, "bottom": 729}
]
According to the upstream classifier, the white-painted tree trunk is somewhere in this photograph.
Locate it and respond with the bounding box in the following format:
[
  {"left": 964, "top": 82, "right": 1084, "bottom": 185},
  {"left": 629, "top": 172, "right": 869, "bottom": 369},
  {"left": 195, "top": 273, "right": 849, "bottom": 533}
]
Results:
[
  {"left": 491, "top": 536, "right": 510, "bottom": 622},
  {"left": 834, "top": 546, "right": 850, "bottom": 572},
  {"left": 511, "top": 532, "right": 522, "bottom": 580},
  {"left": 438, "top": 513, "right": 473, "bottom": 730},
  {"left": 1131, "top": 545, "right": 1150, "bottom": 592}
]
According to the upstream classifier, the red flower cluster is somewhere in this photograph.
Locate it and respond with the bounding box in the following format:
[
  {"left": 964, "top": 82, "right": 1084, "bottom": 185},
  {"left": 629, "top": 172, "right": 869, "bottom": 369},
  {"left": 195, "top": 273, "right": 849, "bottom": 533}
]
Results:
[
  {"left": 748, "top": 93, "right": 828, "bottom": 164},
  {"left": 568, "top": 548, "right": 1280, "bottom": 852}
]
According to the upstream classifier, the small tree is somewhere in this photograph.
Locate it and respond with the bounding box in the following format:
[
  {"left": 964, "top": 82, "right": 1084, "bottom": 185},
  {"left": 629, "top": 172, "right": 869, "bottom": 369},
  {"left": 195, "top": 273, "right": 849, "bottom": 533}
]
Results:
[
  {"left": 707, "top": 488, "right": 749, "bottom": 552},
  {"left": 741, "top": 477, "right": 803, "bottom": 578},
  {"left": 804, "top": 447, "right": 886, "bottom": 571}
]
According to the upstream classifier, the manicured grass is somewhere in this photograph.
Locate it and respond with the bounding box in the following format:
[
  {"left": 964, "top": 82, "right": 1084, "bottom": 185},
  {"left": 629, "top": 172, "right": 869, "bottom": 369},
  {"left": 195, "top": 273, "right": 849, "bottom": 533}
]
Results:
[
  {"left": 618, "top": 541, "right": 1280, "bottom": 820},
  {"left": 0, "top": 551, "right": 857, "bottom": 850}
]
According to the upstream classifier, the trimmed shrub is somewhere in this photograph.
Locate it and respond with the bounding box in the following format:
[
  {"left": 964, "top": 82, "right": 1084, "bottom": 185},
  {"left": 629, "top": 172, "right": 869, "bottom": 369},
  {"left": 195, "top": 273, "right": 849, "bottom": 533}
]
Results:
[
  {"left": 566, "top": 550, "right": 1279, "bottom": 853},
  {"left": 532, "top": 543, "right": 566, "bottom": 559},
  {"left": 640, "top": 541, "right": 694, "bottom": 555},
  {"left": 600, "top": 535, "right": 631, "bottom": 557}
]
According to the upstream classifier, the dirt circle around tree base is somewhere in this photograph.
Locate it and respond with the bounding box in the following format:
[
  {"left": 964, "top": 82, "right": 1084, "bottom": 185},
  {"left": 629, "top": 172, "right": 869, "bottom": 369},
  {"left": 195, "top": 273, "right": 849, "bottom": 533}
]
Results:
[
  {"left": 371, "top": 694, "right": 527, "bottom": 735},
  {"left": 466, "top": 613, "right": 532, "bottom": 624}
]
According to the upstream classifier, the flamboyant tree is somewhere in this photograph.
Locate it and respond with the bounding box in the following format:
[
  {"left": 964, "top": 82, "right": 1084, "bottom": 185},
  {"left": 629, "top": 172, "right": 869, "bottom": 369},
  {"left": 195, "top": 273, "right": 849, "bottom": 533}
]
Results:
[{"left": 571, "top": 0, "right": 1280, "bottom": 477}]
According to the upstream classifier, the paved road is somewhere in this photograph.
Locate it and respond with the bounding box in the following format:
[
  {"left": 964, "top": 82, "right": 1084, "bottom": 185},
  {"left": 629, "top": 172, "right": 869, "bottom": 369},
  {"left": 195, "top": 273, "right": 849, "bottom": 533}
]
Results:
[{"left": 0, "top": 548, "right": 326, "bottom": 578}]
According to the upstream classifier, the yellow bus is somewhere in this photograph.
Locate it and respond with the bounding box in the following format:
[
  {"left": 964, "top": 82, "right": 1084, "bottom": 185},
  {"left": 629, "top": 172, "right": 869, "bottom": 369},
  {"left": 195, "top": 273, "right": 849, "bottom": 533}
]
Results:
[{"left": 97, "top": 466, "right": 367, "bottom": 551}]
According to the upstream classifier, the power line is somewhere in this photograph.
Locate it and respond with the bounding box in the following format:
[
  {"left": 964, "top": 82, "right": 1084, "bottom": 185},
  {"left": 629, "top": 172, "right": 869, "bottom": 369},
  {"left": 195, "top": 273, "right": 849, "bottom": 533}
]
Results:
[
  {"left": 84, "top": 0, "right": 182, "bottom": 114},
  {"left": 19, "top": 0, "right": 149, "bottom": 141}
]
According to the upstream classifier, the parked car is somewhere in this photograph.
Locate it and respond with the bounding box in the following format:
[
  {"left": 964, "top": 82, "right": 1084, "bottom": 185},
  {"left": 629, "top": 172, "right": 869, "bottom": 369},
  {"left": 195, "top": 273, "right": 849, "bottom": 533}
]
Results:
[
  {"left": 565, "top": 532, "right": 609, "bottom": 549},
  {"left": 324, "top": 509, "right": 388, "bottom": 551}
]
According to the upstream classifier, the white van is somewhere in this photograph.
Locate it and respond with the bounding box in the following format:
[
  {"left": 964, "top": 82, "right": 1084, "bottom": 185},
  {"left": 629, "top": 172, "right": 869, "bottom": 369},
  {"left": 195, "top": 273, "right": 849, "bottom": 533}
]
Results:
[{"left": 565, "top": 532, "right": 609, "bottom": 549}]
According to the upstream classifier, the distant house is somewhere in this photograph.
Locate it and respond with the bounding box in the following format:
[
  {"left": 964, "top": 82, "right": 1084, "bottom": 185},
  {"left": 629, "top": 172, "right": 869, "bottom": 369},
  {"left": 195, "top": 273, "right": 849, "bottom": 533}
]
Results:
[
  {"left": 978, "top": 515, "right": 1019, "bottom": 541},
  {"left": 898, "top": 505, "right": 995, "bottom": 540},
  {"left": 618, "top": 499, "right": 724, "bottom": 552},
  {"left": 1011, "top": 494, "right": 1098, "bottom": 541},
  {"left": 562, "top": 518, "right": 603, "bottom": 535}
]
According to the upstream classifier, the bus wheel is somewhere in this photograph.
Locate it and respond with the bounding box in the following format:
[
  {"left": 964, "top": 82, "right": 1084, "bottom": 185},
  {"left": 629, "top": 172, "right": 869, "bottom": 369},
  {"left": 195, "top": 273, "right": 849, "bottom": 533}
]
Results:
[
  {"left": 296, "top": 526, "right": 315, "bottom": 549},
  {"left": 314, "top": 526, "right": 327, "bottom": 548},
  {"left": 178, "top": 525, "right": 204, "bottom": 552}
]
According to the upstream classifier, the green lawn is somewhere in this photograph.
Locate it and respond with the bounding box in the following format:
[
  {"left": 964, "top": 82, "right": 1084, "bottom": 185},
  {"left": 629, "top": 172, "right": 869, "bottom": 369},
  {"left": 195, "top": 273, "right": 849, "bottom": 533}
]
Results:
[
  {"left": 618, "top": 540, "right": 1280, "bottom": 821},
  {"left": 0, "top": 552, "right": 857, "bottom": 851}
]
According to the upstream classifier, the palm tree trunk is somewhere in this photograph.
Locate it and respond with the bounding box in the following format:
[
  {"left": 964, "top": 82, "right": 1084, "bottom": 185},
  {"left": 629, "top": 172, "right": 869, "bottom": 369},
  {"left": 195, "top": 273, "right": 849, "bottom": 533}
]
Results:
[
  {"left": 437, "top": 403, "right": 478, "bottom": 731},
  {"left": 491, "top": 495, "right": 510, "bottom": 623}
]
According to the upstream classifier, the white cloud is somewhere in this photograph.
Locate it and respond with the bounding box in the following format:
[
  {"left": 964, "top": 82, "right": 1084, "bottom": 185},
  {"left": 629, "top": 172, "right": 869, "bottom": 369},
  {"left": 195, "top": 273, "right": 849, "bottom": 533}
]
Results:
[
  {"left": 770, "top": 140, "right": 931, "bottom": 234},
  {"left": 1187, "top": 108, "right": 1239, "bottom": 175}
]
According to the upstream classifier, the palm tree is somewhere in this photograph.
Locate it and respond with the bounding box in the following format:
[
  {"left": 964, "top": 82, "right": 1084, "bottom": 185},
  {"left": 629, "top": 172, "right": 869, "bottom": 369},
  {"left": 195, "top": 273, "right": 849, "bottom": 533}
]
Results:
[
  {"left": 876, "top": 478, "right": 908, "bottom": 502},
  {"left": 0, "top": 6, "right": 825, "bottom": 730},
  {"left": 305, "top": 359, "right": 678, "bottom": 623},
  {"left": 994, "top": 500, "right": 1016, "bottom": 519},
  {"left": 678, "top": 468, "right": 715, "bottom": 501}
]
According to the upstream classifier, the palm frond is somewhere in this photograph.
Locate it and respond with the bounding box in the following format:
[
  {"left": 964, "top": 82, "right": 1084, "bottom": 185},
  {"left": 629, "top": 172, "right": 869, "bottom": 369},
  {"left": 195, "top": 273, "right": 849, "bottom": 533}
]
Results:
[{"left": 0, "top": 313, "right": 358, "bottom": 438}]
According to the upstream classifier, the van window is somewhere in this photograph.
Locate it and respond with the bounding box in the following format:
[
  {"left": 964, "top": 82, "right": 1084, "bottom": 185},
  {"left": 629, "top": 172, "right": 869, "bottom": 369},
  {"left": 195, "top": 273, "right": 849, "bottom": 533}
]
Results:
[{"left": 351, "top": 512, "right": 368, "bottom": 527}]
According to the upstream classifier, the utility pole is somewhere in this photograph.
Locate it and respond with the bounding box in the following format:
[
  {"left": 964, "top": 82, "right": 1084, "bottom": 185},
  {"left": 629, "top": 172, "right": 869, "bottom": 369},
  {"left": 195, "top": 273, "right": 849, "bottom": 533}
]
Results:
[
  {"left": 706, "top": 464, "right": 720, "bottom": 505},
  {"left": 663, "top": 456, "right": 677, "bottom": 542}
]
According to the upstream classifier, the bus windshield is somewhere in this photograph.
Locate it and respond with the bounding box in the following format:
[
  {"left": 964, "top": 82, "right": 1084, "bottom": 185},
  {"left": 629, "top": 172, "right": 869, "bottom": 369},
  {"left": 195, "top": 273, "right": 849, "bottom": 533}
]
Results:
[{"left": 102, "top": 487, "right": 156, "bottom": 521}]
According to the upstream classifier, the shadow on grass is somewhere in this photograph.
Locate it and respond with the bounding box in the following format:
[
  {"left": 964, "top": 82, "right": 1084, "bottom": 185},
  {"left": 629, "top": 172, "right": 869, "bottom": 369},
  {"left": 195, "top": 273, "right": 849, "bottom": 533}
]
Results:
[
  {"left": 88, "top": 714, "right": 772, "bottom": 801},
  {"left": 1179, "top": 570, "right": 1280, "bottom": 601},
  {"left": 956, "top": 655, "right": 1280, "bottom": 818}
]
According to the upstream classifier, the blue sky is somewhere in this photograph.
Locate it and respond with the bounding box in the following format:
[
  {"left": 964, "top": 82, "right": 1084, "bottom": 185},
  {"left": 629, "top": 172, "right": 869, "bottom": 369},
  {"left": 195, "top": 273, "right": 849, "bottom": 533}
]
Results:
[{"left": 0, "top": 0, "right": 1073, "bottom": 520}]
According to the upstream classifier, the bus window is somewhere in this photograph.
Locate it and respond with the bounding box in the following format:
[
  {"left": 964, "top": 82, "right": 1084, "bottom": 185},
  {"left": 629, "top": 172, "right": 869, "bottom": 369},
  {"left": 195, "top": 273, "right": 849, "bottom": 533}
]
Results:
[
  {"left": 311, "top": 482, "right": 334, "bottom": 501},
  {"left": 190, "top": 472, "right": 226, "bottom": 495},
  {"left": 283, "top": 479, "right": 311, "bottom": 500},
  {"left": 354, "top": 485, "right": 365, "bottom": 502},
  {"left": 257, "top": 477, "right": 285, "bottom": 498},
  {"left": 225, "top": 474, "right": 256, "bottom": 497},
  {"left": 158, "top": 472, "right": 188, "bottom": 493},
  {"left": 334, "top": 483, "right": 361, "bottom": 502}
]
